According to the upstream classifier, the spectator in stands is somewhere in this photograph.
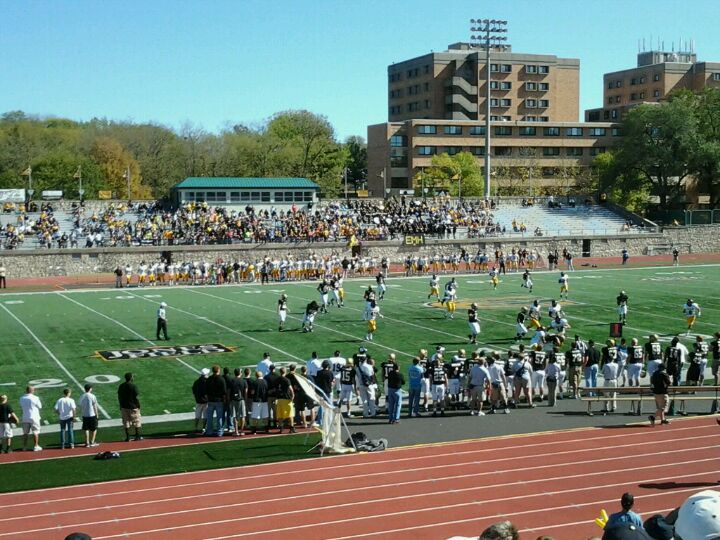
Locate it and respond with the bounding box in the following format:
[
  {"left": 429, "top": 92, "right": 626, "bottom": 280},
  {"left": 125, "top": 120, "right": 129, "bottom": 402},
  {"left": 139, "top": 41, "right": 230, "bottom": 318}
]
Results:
[{"left": 606, "top": 492, "right": 644, "bottom": 530}]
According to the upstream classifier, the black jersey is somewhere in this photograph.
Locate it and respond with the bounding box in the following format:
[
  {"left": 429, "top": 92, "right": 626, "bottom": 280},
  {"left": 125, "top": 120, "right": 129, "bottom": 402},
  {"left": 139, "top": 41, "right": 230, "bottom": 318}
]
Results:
[
  {"left": 644, "top": 342, "right": 662, "bottom": 361},
  {"left": 665, "top": 346, "right": 682, "bottom": 374},
  {"left": 566, "top": 349, "right": 583, "bottom": 368},
  {"left": 517, "top": 312, "right": 526, "bottom": 324},
  {"left": 694, "top": 342, "right": 709, "bottom": 360},
  {"left": 531, "top": 350, "right": 547, "bottom": 371},
  {"left": 317, "top": 282, "right": 329, "bottom": 294},
  {"left": 278, "top": 298, "right": 287, "bottom": 311},
  {"left": 447, "top": 359, "right": 463, "bottom": 379},
  {"left": 419, "top": 358, "right": 430, "bottom": 379},
  {"left": 617, "top": 293, "right": 629, "bottom": 306},
  {"left": 305, "top": 302, "right": 318, "bottom": 315},
  {"left": 627, "top": 346, "right": 643, "bottom": 364},
  {"left": 340, "top": 365, "right": 355, "bottom": 385},
  {"left": 712, "top": 339, "right": 720, "bottom": 360},
  {"left": 381, "top": 361, "right": 395, "bottom": 381},
  {"left": 431, "top": 364, "right": 447, "bottom": 385},
  {"left": 468, "top": 308, "right": 478, "bottom": 324},
  {"left": 602, "top": 346, "right": 618, "bottom": 365}
]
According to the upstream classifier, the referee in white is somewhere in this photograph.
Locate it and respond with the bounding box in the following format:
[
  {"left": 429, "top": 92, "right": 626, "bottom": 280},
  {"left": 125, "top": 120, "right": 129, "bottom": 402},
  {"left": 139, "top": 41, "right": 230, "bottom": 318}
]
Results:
[{"left": 156, "top": 302, "right": 169, "bottom": 340}]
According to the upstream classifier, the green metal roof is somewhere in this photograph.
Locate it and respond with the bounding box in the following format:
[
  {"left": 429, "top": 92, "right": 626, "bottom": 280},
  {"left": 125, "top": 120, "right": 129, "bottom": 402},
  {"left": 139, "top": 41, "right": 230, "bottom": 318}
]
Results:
[{"left": 175, "top": 177, "right": 319, "bottom": 190}]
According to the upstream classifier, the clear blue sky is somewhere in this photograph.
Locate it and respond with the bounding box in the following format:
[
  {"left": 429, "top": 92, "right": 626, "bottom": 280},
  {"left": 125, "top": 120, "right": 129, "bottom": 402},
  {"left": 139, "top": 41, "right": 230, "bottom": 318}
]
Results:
[{"left": 1, "top": 0, "right": 718, "bottom": 141}]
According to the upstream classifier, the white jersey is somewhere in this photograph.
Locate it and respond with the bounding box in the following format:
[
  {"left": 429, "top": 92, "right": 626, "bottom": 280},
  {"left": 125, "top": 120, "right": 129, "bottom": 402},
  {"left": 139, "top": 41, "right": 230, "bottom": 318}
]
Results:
[{"left": 683, "top": 303, "right": 700, "bottom": 317}]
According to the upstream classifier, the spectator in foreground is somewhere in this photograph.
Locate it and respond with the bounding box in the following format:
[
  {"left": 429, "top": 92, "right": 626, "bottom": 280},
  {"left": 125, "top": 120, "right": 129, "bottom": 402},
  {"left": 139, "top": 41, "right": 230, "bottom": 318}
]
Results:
[
  {"left": 118, "top": 373, "right": 142, "bottom": 442},
  {"left": 54, "top": 388, "right": 77, "bottom": 449},
  {"left": 0, "top": 395, "right": 19, "bottom": 453},
  {"left": 20, "top": 385, "right": 43, "bottom": 451},
  {"left": 606, "top": 493, "right": 644, "bottom": 530},
  {"left": 79, "top": 384, "right": 100, "bottom": 447},
  {"left": 479, "top": 520, "right": 519, "bottom": 540}
]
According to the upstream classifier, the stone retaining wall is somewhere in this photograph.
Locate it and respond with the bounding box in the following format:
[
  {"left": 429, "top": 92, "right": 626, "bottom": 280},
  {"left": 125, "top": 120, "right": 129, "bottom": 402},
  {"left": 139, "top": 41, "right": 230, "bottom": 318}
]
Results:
[{"left": 1, "top": 226, "right": 719, "bottom": 278}]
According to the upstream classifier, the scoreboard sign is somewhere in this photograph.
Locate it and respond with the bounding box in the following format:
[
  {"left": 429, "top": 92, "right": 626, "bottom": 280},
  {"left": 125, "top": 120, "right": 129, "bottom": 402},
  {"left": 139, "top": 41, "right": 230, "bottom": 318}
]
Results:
[
  {"left": 404, "top": 234, "right": 425, "bottom": 247},
  {"left": 97, "top": 343, "right": 235, "bottom": 361}
]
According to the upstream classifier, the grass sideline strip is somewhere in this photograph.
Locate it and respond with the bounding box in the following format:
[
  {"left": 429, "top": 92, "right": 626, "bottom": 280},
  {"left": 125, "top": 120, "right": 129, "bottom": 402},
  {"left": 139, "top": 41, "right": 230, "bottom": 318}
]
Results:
[{"left": 0, "top": 431, "right": 322, "bottom": 493}]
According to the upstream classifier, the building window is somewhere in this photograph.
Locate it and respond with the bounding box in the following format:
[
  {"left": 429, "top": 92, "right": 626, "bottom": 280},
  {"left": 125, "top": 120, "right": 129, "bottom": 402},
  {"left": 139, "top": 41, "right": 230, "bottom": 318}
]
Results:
[
  {"left": 654, "top": 89, "right": 661, "bottom": 97},
  {"left": 630, "top": 78, "right": 637, "bottom": 85},
  {"left": 538, "top": 99, "right": 549, "bottom": 108},
  {"left": 566, "top": 127, "right": 583, "bottom": 136},
  {"left": 607, "top": 97, "right": 613, "bottom": 105},
  {"left": 539, "top": 116, "right": 549, "bottom": 122},
  {"left": 654, "top": 73, "right": 660, "bottom": 81},
  {"left": 519, "top": 127, "right": 537, "bottom": 136},
  {"left": 500, "top": 99, "right": 511, "bottom": 107},
  {"left": 543, "top": 127, "right": 560, "bottom": 136},
  {"left": 611, "top": 109, "right": 618, "bottom": 119},
  {"left": 490, "top": 63, "right": 499, "bottom": 72},
  {"left": 501, "top": 64, "right": 512, "bottom": 73},
  {"left": 424, "top": 64, "right": 430, "bottom": 74},
  {"left": 526, "top": 82, "right": 537, "bottom": 91},
  {"left": 589, "top": 128, "right": 606, "bottom": 136},
  {"left": 502, "top": 116, "right": 511, "bottom": 121},
  {"left": 490, "top": 98, "right": 499, "bottom": 107},
  {"left": 494, "top": 147, "right": 512, "bottom": 156},
  {"left": 444, "top": 125, "right": 463, "bottom": 135},
  {"left": 472, "top": 147, "right": 485, "bottom": 156},
  {"left": 526, "top": 99, "right": 537, "bottom": 108},
  {"left": 640, "top": 92, "right": 645, "bottom": 99},
  {"left": 501, "top": 81, "right": 512, "bottom": 90},
  {"left": 607, "top": 81, "right": 614, "bottom": 89},
  {"left": 518, "top": 147, "right": 536, "bottom": 156},
  {"left": 490, "top": 115, "right": 501, "bottom": 121},
  {"left": 566, "top": 147, "right": 583, "bottom": 156},
  {"left": 538, "top": 66, "right": 549, "bottom": 74},
  {"left": 713, "top": 73, "right": 720, "bottom": 81},
  {"left": 424, "top": 82, "right": 430, "bottom": 91},
  {"left": 615, "top": 80, "right": 622, "bottom": 88},
  {"left": 469, "top": 126, "right": 486, "bottom": 135},
  {"left": 542, "top": 147, "right": 560, "bottom": 156},
  {"left": 542, "top": 167, "right": 558, "bottom": 177},
  {"left": 639, "top": 76, "right": 646, "bottom": 84},
  {"left": 495, "top": 126, "right": 512, "bottom": 136},
  {"left": 611, "top": 128, "right": 622, "bottom": 136},
  {"left": 525, "top": 115, "right": 537, "bottom": 122},
  {"left": 589, "top": 147, "right": 607, "bottom": 156},
  {"left": 425, "top": 99, "right": 431, "bottom": 108},
  {"left": 539, "top": 83, "right": 549, "bottom": 91},
  {"left": 446, "top": 146, "right": 461, "bottom": 156},
  {"left": 417, "top": 125, "right": 437, "bottom": 134},
  {"left": 615, "top": 96, "right": 622, "bottom": 104},
  {"left": 490, "top": 81, "right": 499, "bottom": 89},
  {"left": 630, "top": 93, "right": 638, "bottom": 101},
  {"left": 390, "top": 150, "right": 408, "bottom": 167},
  {"left": 526, "top": 65, "right": 538, "bottom": 74},
  {"left": 390, "top": 135, "right": 407, "bottom": 147},
  {"left": 417, "top": 146, "right": 437, "bottom": 155}
]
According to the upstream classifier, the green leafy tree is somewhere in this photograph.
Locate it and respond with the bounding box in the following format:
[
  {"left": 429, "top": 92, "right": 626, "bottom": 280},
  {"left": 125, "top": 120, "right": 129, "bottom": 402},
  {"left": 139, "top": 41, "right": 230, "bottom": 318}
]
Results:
[
  {"left": 426, "top": 151, "right": 483, "bottom": 196},
  {"left": 344, "top": 135, "right": 367, "bottom": 188}
]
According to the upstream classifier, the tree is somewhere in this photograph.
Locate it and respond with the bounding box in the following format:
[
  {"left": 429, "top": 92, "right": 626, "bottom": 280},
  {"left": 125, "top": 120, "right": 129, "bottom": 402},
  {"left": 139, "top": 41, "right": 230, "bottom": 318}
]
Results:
[
  {"left": 592, "top": 152, "right": 649, "bottom": 212},
  {"left": 614, "top": 99, "right": 696, "bottom": 207},
  {"left": 344, "top": 136, "right": 367, "bottom": 188},
  {"left": 688, "top": 88, "right": 720, "bottom": 207},
  {"left": 90, "top": 137, "right": 150, "bottom": 199},
  {"left": 425, "top": 152, "right": 483, "bottom": 196}
]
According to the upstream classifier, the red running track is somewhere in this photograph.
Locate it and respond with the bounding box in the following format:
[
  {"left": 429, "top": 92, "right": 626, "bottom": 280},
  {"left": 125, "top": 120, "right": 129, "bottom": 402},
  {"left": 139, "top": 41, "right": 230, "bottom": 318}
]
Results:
[{"left": 0, "top": 417, "right": 718, "bottom": 540}]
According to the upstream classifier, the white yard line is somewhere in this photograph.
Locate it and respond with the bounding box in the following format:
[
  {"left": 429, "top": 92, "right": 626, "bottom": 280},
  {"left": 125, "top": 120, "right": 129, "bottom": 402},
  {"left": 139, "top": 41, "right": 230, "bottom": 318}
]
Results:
[
  {"left": 185, "top": 288, "right": 415, "bottom": 358},
  {"left": 125, "top": 291, "right": 305, "bottom": 362},
  {"left": 0, "top": 303, "right": 112, "bottom": 419},
  {"left": 57, "top": 293, "right": 199, "bottom": 374}
]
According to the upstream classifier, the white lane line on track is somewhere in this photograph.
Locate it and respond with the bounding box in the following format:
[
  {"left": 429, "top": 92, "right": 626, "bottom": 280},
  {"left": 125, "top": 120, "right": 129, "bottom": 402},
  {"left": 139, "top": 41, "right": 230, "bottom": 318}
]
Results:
[
  {"left": 0, "top": 421, "right": 713, "bottom": 507},
  {"left": 0, "top": 303, "right": 111, "bottom": 419}
]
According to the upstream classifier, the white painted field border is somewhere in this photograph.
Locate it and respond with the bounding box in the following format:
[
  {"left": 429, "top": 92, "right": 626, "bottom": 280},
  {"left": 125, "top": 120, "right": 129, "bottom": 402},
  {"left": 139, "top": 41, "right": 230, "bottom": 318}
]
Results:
[
  {"left": 1, "top": 263, "right": 718, "bottom": 298},
  {"left": 0, "top": 303, "right": 112, "bottom": 419}
]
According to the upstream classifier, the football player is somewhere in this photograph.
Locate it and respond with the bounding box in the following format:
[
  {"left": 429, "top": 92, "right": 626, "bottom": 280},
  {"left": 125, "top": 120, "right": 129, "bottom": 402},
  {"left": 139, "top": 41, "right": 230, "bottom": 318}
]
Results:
[
  {"left": 558, "top": 272, "right": 569, "bottom": 300},
  {"left": 468, "top": 303, "right": 481, "bottom": 344},
  {"left": 617, "top": 291, "right": 629, "bottom": 324},
  {"left": 277, "top": 293, "right": 289, "bottom": 332},
  {"left": 521, "top": 269, "right": 533, "bottom": 293},
  {"left": 683, "top": 299, "right": 701, "bottom": 336},
  {"left": 428, "top": 274, "right": 440, "bottom": 301}
]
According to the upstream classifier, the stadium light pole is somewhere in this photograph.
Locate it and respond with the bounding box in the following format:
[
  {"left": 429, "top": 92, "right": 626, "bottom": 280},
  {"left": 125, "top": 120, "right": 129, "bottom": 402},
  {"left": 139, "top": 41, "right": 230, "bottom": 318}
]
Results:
[{"left": 470, "top": 19, "right": 508, "bottom": 199}]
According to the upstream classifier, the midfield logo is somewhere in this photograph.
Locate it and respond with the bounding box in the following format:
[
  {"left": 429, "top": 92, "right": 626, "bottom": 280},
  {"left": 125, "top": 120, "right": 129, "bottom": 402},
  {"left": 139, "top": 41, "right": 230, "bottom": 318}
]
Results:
[{"left": 97, "top": 344, "right": 236, "bottom": 361}]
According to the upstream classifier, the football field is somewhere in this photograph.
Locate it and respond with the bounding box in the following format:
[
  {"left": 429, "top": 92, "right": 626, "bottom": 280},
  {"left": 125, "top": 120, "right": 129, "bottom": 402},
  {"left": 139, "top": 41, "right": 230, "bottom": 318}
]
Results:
[{"left": 1, "top": 263, "right": 718, "bottom": 425}]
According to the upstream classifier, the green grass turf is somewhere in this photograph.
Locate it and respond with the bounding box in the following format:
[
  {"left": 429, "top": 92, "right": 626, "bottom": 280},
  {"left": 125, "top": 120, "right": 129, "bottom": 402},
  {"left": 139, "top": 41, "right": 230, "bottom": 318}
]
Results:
[
  {"left": 0, "top": 263, "right": 718, "bottom": 424},
  {"left": 0, "top": 431, "right": 321, "bottom": 493}
]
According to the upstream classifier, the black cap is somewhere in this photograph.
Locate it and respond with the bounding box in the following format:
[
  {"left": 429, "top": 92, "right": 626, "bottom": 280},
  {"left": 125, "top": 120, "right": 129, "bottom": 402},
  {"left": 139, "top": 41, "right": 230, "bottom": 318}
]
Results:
[{"left": 602, "top": 523, "right": 653, "bottom": 540}]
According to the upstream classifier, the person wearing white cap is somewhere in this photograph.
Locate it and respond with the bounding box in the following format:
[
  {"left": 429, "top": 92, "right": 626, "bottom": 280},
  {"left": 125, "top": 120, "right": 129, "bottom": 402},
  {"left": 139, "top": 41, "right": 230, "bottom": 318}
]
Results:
[
  {"left": 674, "top": 489, "right": 720, "bottom": 540},
  {"left": 156, "top": 302, "right": 168, "bottom": 341},
  {"left": 192, "top": 368, "right": 210, "bottom": 432}
]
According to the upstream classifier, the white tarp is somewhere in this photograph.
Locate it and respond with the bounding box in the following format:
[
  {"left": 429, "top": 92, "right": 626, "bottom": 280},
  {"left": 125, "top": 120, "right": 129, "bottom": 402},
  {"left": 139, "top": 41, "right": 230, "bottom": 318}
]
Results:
[
  {"left": 0, "top": 189, "right": 25, "bottom": 203},
  {"left": 294, "top": 374, "right": 354, "bottom": 455}
]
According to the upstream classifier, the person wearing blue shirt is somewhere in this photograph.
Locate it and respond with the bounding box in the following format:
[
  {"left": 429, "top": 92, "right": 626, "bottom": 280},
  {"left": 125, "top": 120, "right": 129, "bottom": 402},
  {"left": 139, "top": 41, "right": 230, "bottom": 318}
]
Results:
[
  {"left": 606, "top": 492, "right": 644, "bottom": 530},
  {"left": 407, "top": 358, "right": 424, "bottom": 418}
]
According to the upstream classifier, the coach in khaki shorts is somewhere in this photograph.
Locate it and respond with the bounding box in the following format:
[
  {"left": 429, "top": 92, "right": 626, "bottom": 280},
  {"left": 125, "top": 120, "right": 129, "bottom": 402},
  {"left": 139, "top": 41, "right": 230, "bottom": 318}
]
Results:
[{"left": 118, "top": 372, "right": 143, "bottom": 442}]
